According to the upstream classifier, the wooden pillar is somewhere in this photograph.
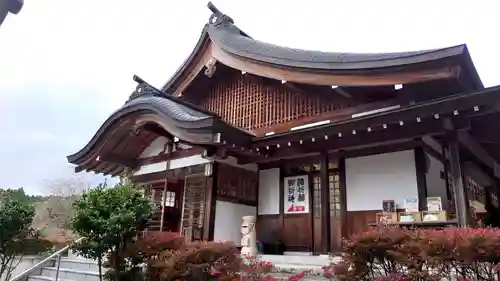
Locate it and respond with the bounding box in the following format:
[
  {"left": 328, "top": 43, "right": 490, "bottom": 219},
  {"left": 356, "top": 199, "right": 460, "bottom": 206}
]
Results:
[
  {"left": 414, "top": 146, "right": 428, "bottom": 211},
  {"left": 495, "top": 179, "right": 500, "bottom": 207},
  {"left": 448, "top": 134, "right": 469, "bottom": 226},
  {"left": 203, "top": 162, "right": 218, "bottom": 240},
  {"left": 279, "top": 165, "right": 285, "bottom": 244},
  {"left": 320, "top": 153, "right": 330, "bottom": 254},
  {"left": 159, "top": 180, "right": 167, "bottom": 232},
  {"left": 338, "top": 155, "right": 347, "bottom": 251},
  {"left": 441, "top": 145, "right": 453, "bottom": 212}
]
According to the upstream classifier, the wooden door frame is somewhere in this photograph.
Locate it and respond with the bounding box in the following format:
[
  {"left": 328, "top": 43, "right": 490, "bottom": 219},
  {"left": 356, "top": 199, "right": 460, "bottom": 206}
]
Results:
[
  {"left": 313, "top": 163, "right": 342, "bottom": 254},
  {"left": 282, "top": 172, "right": 313, "bottom": 252},
  {"left": 283, "top": 166, "right": 341, "bottom": 254}
]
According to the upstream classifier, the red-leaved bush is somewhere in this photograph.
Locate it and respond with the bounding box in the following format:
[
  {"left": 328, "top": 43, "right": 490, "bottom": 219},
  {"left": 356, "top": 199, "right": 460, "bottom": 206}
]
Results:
[
  {"left": 138, "top": 231, "right": 185, "bottom": 255},
  {"left": 134, "top": 233, "right": 310, "bottom": 281},
  {"left": 323, "top": 226, "right": 500, "bottom": 281},
  {"left": 104, "top": 231, "right": 309, "bottom": 281}
]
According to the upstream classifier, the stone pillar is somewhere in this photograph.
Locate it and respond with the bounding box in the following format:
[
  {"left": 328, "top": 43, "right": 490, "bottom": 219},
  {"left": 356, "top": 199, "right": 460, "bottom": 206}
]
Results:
[{"left": 240, "top": 215, "right": 257, "bottom": 257}]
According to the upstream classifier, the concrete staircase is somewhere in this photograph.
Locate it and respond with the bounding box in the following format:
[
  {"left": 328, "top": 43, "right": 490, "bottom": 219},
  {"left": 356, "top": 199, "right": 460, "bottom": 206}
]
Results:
[
  {"left": 20, "top": 254, "right": 335, "bottom": 281},
  {"left": 26, "top": 257, "right": 100, "bottom": 281},
  {"left": 259, "top": 254, "right": 338, "bottom": 280}
]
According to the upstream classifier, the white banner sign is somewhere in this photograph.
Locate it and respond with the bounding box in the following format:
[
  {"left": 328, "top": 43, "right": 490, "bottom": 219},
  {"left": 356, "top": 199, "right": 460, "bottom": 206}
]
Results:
[{"left": 284, "top": 175, "right": 309, "bottom": 214}]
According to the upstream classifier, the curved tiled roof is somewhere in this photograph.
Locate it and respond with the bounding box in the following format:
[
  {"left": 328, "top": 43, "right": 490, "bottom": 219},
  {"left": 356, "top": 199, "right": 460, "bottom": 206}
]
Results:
[
  {"left": 206, "top": 14, "right": 465, "bottom": 71},
  {"left": 0, "top": 0, "right": 23, "bottom": 27},
  {"left": 161, "top": 2, "right": 479, "bottom": 91},
  {"left": 67, "top": 76, "right": 253, "bottom": 166}
]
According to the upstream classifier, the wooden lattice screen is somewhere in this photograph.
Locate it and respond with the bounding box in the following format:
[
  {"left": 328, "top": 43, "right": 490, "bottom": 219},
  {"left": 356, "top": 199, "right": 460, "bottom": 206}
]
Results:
[
  {"left": 180, "top": 176, "right": 206, "bottom": 241},
  {"left": 217, "top": 164, "right": 257, "bottom": 204},
  {"left": 200, "top": 74, "right": 357, "bottom": 132}
]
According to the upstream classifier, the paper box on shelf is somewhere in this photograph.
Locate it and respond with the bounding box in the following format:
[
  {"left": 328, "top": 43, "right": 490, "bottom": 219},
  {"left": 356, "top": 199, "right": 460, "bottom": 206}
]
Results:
[
  {"left": 398, "top": 212, "right": 422, "bottom": 223},
  {"left": 422, "top": 211, "right": 447, "bottom": 222},
  {"left": 376, "top": 212, "right": 398, "bottom": 225}
]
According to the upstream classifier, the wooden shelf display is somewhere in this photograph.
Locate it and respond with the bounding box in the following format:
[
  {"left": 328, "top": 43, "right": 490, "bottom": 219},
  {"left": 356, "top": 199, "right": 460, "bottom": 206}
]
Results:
[
  {"left": 373, "top": 197, "right": 455, "bottom": 227},
  {"left": 422, "top": 210, "right": 447, "bottom": 222},
  {"left": 398, "top": 212, "right": 422, "bottom": 223},
  {"left": 376, "top": 212, "right": 398, "bottom": 225}
]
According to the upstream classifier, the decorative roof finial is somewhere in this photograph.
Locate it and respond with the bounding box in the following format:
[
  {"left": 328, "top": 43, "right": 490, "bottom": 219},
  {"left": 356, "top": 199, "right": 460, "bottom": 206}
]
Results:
[
  {"left": 126, "top": 75, "right": 163, "bottom": 103},
  {"left": 207, "top": 2, "right": 233, "bottom": 26}
]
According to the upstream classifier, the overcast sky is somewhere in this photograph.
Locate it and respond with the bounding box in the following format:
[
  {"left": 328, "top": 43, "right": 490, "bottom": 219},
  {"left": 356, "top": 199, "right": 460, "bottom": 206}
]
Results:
[{"left": 0, "top": 0, "right": 499, "bottom": 194}]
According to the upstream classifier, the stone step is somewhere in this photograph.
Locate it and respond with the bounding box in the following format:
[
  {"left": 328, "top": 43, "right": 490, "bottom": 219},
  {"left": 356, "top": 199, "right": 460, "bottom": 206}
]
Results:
[
  {"left": 58, "top": 259, "right": 100, "bottom": 272},
  {"left": 260, "top": 254, "right": 333, "bottom": 266},
  {"left": 40, "top": 267, "right": 100, "bottom": 281},
  {"left": 269, "top": 272, "right": 329, "bottom": 281},
  {"left": 28, "top": 276, "right": 75, "bottom": 281},
  {"left": 272, "top": 264, "right": 325, "bottom": 274}
]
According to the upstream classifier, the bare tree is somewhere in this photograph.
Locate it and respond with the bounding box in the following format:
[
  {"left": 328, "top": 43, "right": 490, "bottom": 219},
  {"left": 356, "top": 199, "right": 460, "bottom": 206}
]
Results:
[{"left": 33, "top": 172, "right": 93, "bottom": 243}]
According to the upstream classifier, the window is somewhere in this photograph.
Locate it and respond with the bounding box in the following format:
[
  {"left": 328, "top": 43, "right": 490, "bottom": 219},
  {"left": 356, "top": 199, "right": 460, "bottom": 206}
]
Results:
[
  {"left": 162, "top": 191, "right": 176, "bottom": 207},
  {"left": 313, "top": 176, "right": 321, "bottom": 218},
  {"left": 329, "top": 173, "right": 340, "bottom": 217}
]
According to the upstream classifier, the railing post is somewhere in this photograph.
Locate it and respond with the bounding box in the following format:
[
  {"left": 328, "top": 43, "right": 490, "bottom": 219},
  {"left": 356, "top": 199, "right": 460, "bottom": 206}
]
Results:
[{"left": 54, "top": 253, "right": 62, "bottom": 281}]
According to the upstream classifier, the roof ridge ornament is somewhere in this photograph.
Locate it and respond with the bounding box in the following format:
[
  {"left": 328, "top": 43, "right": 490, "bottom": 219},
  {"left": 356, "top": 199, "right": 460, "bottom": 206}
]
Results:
[
  {"left": 127, "top": 75, "right": 163, "bottom": 103},
  {"left": 207, "top": 2, "right": 234, "bottom": 27}
]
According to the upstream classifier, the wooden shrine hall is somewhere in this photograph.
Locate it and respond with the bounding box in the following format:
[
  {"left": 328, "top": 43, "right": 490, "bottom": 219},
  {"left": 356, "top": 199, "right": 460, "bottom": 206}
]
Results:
[{"left": 67, "top": 2, "right": 500, "bottom": 255}]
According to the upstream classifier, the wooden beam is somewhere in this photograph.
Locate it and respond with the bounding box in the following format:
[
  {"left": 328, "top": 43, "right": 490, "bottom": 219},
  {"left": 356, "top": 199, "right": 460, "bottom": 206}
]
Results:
[
  {"left": 137, "top": 147, "right": 206, "bottom": 166},
  {"left": 160, "top": 180, "right": 167, "bottom": 232},
  {"left": 75, "top": 165, "right": 86, "bottom": 173},
  {"left": 284, "top": 82, "right": 307, "bottom": 94},
  {"left": 338, "top": 154, "right": 347, "bottom": 251},
  {"left": 319, "top": 152, "right": 330, "bottom": 253},
  {"left": 251, "top": 99, "right": 400, "bottom": 137},
  {"left": 254, "top": 83, "right": 500, "bottom": 148},
  {"left": 212, "top": 44, "right": 461, "bottom": 86},
  {"left": 100, "top": 153, "right": 138, "bottom": 168},
  {"left": 334, "top": 87, "right": 352, "bottom": 98},
  {"left": 264, "top": 119, "right": 469, "bottom": 161},
  {"left": 204, "top": 162, "right": 218, "bottom": 240},
  {"left": 457, "top": 131, "right": 499, "bottom": 175},
  {"left": 473, "top": 129, "right": 500, "bottom": 145}
]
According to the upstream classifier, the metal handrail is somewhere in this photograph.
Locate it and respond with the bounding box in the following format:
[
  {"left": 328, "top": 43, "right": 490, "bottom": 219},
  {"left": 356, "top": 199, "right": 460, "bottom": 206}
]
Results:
[{"left": 9, "top": 237, "right": 84, "bottom": 281}]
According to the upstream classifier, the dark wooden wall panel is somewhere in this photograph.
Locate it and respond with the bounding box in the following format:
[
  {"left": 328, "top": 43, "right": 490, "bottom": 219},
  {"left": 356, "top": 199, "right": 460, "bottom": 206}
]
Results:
[
  {"left": 345, "top": 210, "right": 378, "bottom": 238},
  {"left": 282, "top": 214, "right": 311, "bottom": 252},
  {"left": 200, "top": 74, "right": 360, "bottom": 133},
  {"left": 216, "top": 164, "right": 258, "bottom": 205},
  {"left": 256, "top": 214, "right": 281, "bottom": 244}
]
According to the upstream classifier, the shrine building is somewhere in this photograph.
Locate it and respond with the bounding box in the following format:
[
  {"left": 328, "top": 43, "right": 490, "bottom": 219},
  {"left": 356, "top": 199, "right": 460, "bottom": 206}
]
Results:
[{"left": 67, "top": 3, "right": 500, "bottom": 255}]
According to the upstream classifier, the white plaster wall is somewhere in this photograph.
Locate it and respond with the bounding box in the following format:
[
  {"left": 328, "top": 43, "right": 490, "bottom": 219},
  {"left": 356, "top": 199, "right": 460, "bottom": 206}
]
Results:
[
  {"left": 213, "top": 201, "right": 256, "bottom": 246},
  {"left": 139, "top": 137, "right": 168, "bottom": 158},
  {"left": 425, "top": 153, "right": 448, "bottom": 208},
  {"left": 258, "top": 168, "right": 280, "bottom": 215},
  {"left": 133, "top": 161, "right": 168, "bottom": 175},
  {"left": 346, "top": 150, "right": 419, "bottom": 211},
  {"left": 169, "top": 154, "right": 210, "bottom": 170},
  {"left": 132, "top": 154, "right": 211, "bottom": 176}
]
